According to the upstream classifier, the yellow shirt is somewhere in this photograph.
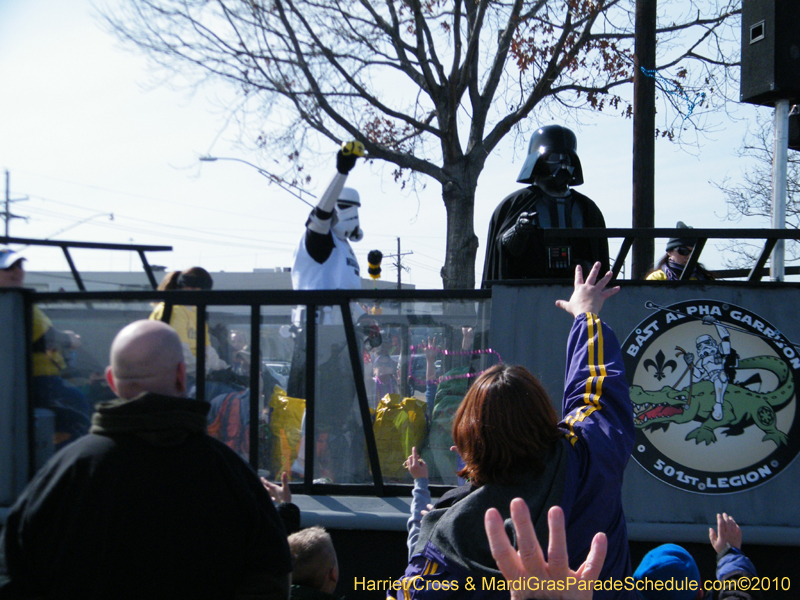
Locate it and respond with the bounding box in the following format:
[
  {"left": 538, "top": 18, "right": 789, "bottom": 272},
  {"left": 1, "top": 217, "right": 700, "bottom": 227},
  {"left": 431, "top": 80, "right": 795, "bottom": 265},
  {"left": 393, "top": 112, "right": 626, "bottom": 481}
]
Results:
[
  {"left": 646, "top": 269, "right": 708, "bottom": 281},
  {"left": 32, "top": 306, "right": 67, "bottom": 376},
  {"left": 148, "top": 303, "right": 227, "bottom": 375},
  {"left": 149, "top": 303, "right": 203, "bottom": 356},
  {"left": 645, "top": 270, "right": 667, "bottom": 281}
]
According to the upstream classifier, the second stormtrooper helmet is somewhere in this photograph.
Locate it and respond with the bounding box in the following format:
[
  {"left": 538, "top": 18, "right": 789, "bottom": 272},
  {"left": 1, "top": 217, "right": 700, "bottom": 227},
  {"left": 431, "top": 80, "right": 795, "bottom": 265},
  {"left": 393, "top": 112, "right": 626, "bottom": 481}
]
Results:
[{"left": 332, "top": 187, "right": 363, "bottom": 242}]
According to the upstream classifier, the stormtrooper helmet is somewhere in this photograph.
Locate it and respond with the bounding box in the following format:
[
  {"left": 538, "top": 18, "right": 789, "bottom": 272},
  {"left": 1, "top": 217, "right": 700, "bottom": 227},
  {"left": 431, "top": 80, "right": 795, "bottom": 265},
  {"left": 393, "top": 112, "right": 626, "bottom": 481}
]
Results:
[
  {"left": 696, "top": 334, "right": 718, "bottom": 358},
  {"left": 332, "top": 187, "right": 363, "bottom": 242},
  {"left": 516, "top": 124, "right": 584, "bottom": 186}
]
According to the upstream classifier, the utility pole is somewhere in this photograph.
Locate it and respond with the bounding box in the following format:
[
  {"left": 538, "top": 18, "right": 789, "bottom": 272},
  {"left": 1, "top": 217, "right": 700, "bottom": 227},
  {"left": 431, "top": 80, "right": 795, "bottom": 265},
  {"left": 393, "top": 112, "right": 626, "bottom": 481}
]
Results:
[
  {"left": 771, "top": 100, "right": 790, "bottom": 281},
  {"left": 631, "top": 0, "right": 657, "bottom": 279},
  {"left": 4, "top": 170, "right": 29, "bottom": 237},
  {"left": 384, "top": 237, "right": 413, "bottom": 289}
]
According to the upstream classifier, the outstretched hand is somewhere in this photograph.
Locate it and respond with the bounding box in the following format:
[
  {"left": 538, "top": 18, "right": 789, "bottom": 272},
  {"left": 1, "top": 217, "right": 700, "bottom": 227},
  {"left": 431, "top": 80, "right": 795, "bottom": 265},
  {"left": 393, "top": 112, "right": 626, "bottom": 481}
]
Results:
[
  {"left": 555, "top": 262, "right": 619, "bottom": 318},
  {"left": 261, "top": 471, "right": 292, "bottom": 504},
  {"left": 709, "top": 512, "right": 742, "bottom": 555},
  {"left": 461, "top": 327, "right": 474, "bottom": 351},
  {"left": 336, "top": 140, "right": 365, "bottom": 174},
  {"left": 515, "top": 211, "right": 538, "bottom": 231},
  {"left": 404, "top": 446, "right": 428, "bottom": 480},
  {"left": 485, "top": 499, "right": 607, "bottom": 600},
  {"left": 422, "top": 337, "right": 440, "bottom": 363}
]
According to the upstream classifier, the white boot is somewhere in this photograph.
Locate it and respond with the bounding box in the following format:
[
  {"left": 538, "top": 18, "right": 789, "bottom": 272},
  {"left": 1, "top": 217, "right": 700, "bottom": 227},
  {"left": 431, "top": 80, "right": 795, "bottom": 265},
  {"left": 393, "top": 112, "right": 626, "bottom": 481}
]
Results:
[{"left": 712, "top": 402, "right": 723, "bottom": 421}]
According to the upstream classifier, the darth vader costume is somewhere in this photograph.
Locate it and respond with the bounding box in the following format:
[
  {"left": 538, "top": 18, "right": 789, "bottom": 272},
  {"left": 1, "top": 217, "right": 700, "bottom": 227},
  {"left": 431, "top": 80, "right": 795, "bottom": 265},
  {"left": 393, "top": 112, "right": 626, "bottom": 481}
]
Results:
[{"left": 481, "top": 125, "right": 609, "bottom": 287}]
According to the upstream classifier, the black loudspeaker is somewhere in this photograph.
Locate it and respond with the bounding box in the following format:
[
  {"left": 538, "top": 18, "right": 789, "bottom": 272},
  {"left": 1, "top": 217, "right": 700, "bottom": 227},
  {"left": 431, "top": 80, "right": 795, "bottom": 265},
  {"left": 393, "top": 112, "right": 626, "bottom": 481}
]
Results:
[
  {"left": 789, "top": 106, "right": 800, "bottom": 151},
  {"left": 740, "top": 0, "right": 800, "bottom": 106}
]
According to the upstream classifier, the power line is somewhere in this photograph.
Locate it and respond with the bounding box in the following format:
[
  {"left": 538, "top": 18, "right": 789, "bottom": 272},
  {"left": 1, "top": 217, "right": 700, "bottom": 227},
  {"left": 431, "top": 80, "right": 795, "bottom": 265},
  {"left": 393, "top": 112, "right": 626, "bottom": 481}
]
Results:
[
  {"left": 25, "top": 191, "right": 300, "bottom": 228},
  {"left": 404, "top": 258, "right": 441, "bottom": 274},
  {"left": 21, "top": 199, "right": 298, "bottom": 251},
  {"left": 15, "top": 166, "right": 310, "bottom": 227},
  {"left": 406, "top": 250, "right": 442, "bottom": 262},
  {"left": 382, "top": 237, "right": 413, "bottom": 289}
]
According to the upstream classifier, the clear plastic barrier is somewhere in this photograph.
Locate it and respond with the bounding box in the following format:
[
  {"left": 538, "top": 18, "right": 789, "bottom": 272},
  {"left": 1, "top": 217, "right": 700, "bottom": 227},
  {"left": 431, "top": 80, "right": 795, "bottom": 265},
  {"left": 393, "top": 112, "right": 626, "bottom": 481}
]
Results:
[{"left": 23, "top": 294, "right": 493, "bottom": 492}]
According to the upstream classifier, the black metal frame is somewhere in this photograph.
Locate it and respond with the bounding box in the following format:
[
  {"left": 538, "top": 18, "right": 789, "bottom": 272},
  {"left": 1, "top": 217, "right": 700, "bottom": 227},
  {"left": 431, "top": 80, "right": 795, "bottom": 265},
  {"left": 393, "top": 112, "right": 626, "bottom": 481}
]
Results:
[
  {"left": 20, "top": 226, "right": 800, "bottom": 496},
  {"left": 1, "top": 236, "right": 172, "bottom": 290},
  {"left": 8, "top": 228, "right": 800, "bottom": 289},
  {"left": 536, "top": 227, "right": 800, "bottom": 282}
]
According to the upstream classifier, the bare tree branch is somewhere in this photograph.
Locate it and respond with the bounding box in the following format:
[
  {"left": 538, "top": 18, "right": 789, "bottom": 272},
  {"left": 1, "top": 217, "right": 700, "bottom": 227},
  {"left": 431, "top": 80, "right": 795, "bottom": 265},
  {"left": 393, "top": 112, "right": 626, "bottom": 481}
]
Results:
[
  {"left": 713, "top": 113, "right": 800, "bottom": 269},
  {"left": 102, "top": 0, "right": 741, "bottom": 288}
]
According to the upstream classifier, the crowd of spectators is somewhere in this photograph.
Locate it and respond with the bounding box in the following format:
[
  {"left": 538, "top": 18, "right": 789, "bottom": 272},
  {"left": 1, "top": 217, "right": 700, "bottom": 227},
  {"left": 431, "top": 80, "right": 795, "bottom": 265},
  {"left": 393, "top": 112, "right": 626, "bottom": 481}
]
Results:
[
  {"left": 2, "top": 254, "right": 767, "bottom": 600},
  {"left": 0, "top": 133, "right": 769, "bottom": 598}
]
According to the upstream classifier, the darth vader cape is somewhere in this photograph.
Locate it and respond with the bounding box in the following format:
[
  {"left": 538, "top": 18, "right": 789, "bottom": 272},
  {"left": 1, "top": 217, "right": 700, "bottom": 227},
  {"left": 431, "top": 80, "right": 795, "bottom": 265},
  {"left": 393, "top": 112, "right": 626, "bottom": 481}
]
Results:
[{"left": 481, "top": 186, "right": 609, "bottom": 288}]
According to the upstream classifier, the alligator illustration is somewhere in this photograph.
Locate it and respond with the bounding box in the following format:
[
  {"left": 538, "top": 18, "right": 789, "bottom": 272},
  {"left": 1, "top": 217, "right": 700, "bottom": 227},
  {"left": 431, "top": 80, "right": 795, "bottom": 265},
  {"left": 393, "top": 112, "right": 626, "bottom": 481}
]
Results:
[{"left": 630, "top": 356, "right": 794, "bottom": 446}]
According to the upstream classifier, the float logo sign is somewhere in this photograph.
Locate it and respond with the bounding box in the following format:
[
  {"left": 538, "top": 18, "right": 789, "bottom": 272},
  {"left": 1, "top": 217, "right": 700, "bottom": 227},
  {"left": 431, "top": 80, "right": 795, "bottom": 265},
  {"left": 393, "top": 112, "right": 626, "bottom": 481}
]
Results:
[{"left": 623, "top": 300, "right": 800, "bottom": 494}]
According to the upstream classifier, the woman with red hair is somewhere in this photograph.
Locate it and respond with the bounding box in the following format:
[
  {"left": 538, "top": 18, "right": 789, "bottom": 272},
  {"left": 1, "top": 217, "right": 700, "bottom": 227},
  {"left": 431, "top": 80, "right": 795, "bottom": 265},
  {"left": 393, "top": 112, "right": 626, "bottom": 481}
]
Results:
[{"left": 395, "top": 262, "right": 636, "bottom": 600}]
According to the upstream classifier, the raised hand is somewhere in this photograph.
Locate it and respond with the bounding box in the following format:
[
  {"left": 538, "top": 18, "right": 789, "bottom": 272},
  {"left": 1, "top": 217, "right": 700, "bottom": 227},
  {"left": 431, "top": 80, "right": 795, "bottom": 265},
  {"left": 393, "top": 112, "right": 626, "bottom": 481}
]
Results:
[
  {"left": 261, "top": 471, "right": 292, "bottom": 504},
  {"left": 709, "top": 512, "right": 742, "bottom": 555},
  {"left": 404, "top": 446, "right": 428, "bottom": 480},
  {"left": 423, "top": 337, "right": 440, "bottom": 362},
  {"left": 336, "top": 140, "right": 365, "bottom": 174},
  {"left": 485, "top": 499, "right": 607, "bottom": 600},
  {"left": 555, "top": 262, "right": 619, "bottom": 317}
]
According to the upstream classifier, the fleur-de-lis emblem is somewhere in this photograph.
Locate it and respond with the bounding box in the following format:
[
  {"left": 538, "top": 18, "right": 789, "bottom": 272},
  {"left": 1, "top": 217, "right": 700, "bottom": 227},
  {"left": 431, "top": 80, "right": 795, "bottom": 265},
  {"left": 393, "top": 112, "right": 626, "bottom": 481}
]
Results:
[{"left": 644, "top": 349, "right": 677, "bottom": 381}]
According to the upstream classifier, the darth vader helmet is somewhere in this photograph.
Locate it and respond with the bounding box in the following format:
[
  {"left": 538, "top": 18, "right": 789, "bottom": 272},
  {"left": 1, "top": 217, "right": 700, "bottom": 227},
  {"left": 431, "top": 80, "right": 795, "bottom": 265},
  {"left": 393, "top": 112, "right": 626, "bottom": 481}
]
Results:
[{"left": 516, "top": 124, "right": 584, "bottom": 186}]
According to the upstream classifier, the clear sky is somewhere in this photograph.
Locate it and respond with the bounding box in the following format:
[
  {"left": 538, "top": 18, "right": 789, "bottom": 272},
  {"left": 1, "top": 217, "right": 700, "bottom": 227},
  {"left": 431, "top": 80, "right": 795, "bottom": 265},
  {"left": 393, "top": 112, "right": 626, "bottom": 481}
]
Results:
[{"left": 0, "top": 0, "right": 774, "bottom": 289}]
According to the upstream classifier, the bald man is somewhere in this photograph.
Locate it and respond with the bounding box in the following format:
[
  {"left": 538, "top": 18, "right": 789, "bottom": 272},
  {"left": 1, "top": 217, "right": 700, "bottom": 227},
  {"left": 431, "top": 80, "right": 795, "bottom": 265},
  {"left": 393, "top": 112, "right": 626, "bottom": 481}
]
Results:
[
  {"left": 0, "top": 320, "right": 292, "bottom": 599},
  {"left": 106, "top": 319, "right": 188, "bottom": 399}
]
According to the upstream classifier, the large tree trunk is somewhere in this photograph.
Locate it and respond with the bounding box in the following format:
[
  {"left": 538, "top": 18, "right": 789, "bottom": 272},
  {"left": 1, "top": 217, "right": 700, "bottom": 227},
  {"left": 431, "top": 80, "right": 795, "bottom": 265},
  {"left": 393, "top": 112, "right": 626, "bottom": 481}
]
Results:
[{"left": 440, "top": 172, "right": 479, "bottom": 289}]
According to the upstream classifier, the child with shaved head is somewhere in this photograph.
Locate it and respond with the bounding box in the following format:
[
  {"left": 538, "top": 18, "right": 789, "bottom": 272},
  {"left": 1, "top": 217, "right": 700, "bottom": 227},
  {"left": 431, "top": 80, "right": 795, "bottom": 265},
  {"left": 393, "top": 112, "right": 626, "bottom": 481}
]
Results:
[{"left": 288, "top": 526, "right": 340, "bottom": 600}]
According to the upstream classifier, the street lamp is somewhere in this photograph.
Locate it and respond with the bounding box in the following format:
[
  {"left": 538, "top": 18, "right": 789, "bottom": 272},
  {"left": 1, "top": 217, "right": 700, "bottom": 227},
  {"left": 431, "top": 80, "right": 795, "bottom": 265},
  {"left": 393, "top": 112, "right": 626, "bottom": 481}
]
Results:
[
  {"left": 16, "top": 211, "right": 115, "bottom": 252},
  {"left": 43, "top": 212, "right": 114, "bottom": 241},
  {"left": 199, "top": 155, "right": 315, "bottom": 208}
]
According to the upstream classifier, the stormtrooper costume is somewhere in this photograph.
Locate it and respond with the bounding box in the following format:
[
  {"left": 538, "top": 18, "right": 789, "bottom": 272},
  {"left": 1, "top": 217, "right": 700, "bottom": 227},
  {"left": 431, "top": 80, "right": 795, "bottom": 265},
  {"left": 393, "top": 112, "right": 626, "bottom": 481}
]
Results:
[
  {"left": 289, "top": 143, "right": 367, "bottom": 482},
  {"left": 482, "top": 125, "right": 609, "bottom": 287},
  {"left": 291, "top": 147, "right": 363, "bottom": 291},
  {"left": 684, "top": 317, "right": 736, "bottom": 421}
]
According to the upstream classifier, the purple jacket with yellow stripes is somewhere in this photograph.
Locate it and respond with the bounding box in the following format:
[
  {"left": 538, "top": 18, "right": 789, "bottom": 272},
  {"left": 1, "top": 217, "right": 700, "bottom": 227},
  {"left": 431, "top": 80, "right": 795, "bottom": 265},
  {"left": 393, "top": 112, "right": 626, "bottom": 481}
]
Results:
[
  {"left": 393, "top": 313, "right": 635, "bottom": 600},
  {"left": 557, "top": 312, "right": 636, "bottom": 598}
]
